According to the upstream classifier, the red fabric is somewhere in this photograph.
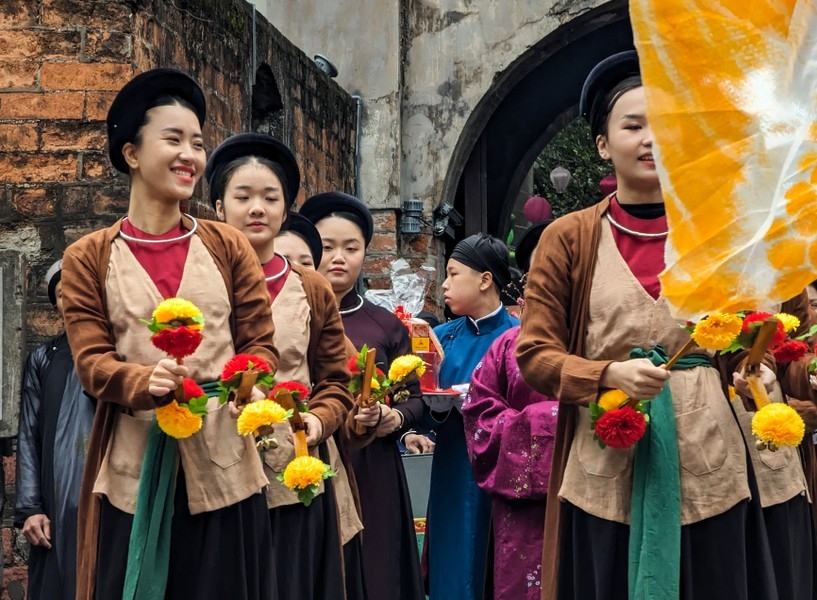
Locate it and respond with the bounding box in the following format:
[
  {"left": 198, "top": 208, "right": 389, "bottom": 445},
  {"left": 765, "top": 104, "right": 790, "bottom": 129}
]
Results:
[
  {"left": 608, "top": 197, "right": 667, "bottom": 299},
  {"left": 120, "top": 219, "right": 190, "bottom": 298},
  {"left": 263, "top": 254, "right": 290, "bottom": 302}
]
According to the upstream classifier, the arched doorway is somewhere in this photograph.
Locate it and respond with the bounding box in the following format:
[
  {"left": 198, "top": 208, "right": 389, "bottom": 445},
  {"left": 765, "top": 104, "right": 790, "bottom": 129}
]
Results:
[{"left": 440, "top": 0, "right": 633, "bottom": 253}]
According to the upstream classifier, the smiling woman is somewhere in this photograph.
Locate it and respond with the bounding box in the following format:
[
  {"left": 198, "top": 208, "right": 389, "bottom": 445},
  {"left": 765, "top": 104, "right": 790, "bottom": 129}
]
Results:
[{"left": 60, "top": 69, "right": 278, "bottom": 600}]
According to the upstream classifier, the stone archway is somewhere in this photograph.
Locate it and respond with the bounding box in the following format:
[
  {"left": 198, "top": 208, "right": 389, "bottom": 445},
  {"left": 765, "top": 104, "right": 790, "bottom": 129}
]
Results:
[{"left": 442, "top": 1, "right": 634, "bottom": 248}]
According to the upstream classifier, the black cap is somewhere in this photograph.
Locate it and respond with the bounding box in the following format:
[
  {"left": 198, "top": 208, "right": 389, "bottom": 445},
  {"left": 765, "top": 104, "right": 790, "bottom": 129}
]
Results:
[
  {"left": 299, "top": 191, "right": 374, "bottom": 246},
  {"left": 45, "top": 259, "right": 62, "bottom": 306},
  {"left": 580, "top": 51, "right": 640, "bottom": 139},
  {"left": 107, "top": 68, "right": 206, "bottom": 174},
  {"left": 279, "top": 211, "right": 323, "bottom": 266},
  {"left": 204, "top": 132, "right": 301, "bottom": 207},
  {"left": 514, "top": 220, "right": 553, "bottom": 272}
]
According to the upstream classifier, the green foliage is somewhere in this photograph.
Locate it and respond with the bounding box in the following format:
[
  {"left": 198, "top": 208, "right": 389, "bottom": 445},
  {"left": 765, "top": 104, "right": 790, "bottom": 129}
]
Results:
[{"left": 532, "top": 118, "right": 614, "bottom": 217}]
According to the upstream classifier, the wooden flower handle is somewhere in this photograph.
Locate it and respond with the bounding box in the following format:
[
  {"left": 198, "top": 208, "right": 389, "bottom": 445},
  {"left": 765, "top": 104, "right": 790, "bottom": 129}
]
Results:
[
  {"left": 739, "top": 318, "right": 780, "bottom": 410},
  {"left": 354, "top": 349, "right": 378, "bottom": 435},
  {"left": 274, "top": 389, "right": 309, "bottom": 458},
  {"left": 231, "top": 370, "right": 260, "bottom": 409}
]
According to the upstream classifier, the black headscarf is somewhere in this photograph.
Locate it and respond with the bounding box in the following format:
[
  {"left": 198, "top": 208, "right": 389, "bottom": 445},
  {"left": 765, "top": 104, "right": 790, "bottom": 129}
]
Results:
[{"left": 449, "top": 233, "right": 512, "bottom": 290}]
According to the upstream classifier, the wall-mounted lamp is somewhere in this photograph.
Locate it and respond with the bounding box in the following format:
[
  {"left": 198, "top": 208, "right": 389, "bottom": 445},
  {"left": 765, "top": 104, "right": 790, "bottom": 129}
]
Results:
[
  {"left": 400, "top": 199, "right": 424, "bottom": 234},
  {"left": 432, "top": 201, "right": 464, "bottom": 238},
  {"left": 313, "top": 54, "right": 339, "bottom": 78}
]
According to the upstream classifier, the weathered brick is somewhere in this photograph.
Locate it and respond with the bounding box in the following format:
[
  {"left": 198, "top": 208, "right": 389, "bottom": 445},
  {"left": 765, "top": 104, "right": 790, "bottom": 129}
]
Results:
[
  {"left": 0, "top": 123, "right": 38, "bottom": 151},
  {"left": 41, "top": 0, "right": 133, "bottom": 30},
  {"left": 2, "top": 528, "right": 12, "bottom": 566},
  {"left": 81, "top": 153, "right": 111, "bottom": 180},
  {"left": 3, "top": 454, "right": 14, "bottom": 487},
  {"left": 84, "top": 90, "right": 117, "bottom": 121},
  {"left": 406, "top": 234, "right": 432, "bottom": 254},
  {"left": 41, "top": 62, "right": 132, "bottom": 91},
  {"left": 368, "top": 232, "right": 398, "bottom": 253},
  {"left": 91, "top": 187, "right": 128, "bottom": 215},
  {"left": 62, "top": 185, "right": 91, "bottom": 215},
  {"left": 84, "top": 30, "right": 131, "bottom": 62},
  {"left": 0, "top": 0, "right": 37, "bottom": 27},
  {"left": 0, "top": 60, "right": 40, "bottom": 89},
  {"left": 41, "top": 121, "right": 106, "bottom": 151},
  {"left": 2, "top": 564, "right": 29, "bottom": 600},
  {"left": 12, "top": 187, "right": 57, "bottom": 217},
  {"left": 0, "top": 29, "right": 81, "bottom": 59},
  {"left": 0, "top": 92, "right": 84, "bottom": 119},
  {"left": 372, "top": 209, "right": 398, "bottom": 231},
  {"left": 364, "top": 255, "right": 397, "bottom": 276},
  {"left": 0, "top": 153, "right": 77, "bottom": 184}
]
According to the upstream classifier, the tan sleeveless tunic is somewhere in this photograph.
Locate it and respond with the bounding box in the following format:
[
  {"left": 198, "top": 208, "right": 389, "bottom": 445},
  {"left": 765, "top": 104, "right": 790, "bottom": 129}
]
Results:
[
  {"left": 93, "top": 236, "right": 268, "bottom": 515},
  {"left": 559, "top": 222, "right": 750, "bottom": 525}
]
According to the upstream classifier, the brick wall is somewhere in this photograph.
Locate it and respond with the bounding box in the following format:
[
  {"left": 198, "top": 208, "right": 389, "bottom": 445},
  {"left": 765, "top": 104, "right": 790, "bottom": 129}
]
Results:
[{"left": 0, "top": 0, "right": 357, "bottom": 594}]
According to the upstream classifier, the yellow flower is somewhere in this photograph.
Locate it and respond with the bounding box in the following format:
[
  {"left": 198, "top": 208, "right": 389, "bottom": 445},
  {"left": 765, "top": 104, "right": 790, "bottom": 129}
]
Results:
[
  {"left": 156, "top": 401, "right": 203, "bottom": 439},
  {"left": 752, "top": 403, "right": 805, "bottom": 447},
  {"left": 281, "top": 456, "right": 332, "bottom": 490},
  {"left": 597, "top": 389, "right": 629, "bottom": 412},
  {"left": 691, "top": 313, "right": 743, "bottom": 351},
  {"left": 388, "top": 355, "right": 426, "bottom": 382},
  {"left": 773, "top": 312, "right": 800, "bottom": 333},
  {"left": 727, "top": 385, "right": 738, "bottom": 402},
  {"left": 152, "top": 298, "right": 205, "bottom": 330},
  {"left": 370, "top": 378, "right": 381, "bottom": 390},
  {"left": 236, "top": 400, "right": 289, "bottom": 436}
]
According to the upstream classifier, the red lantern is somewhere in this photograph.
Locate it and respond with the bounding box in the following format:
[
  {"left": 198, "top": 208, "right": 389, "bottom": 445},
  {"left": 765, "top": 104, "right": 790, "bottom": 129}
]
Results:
[
  {"left": 599, "top": 174, "right": 617, "bottom": 197},
  {"left": 523, "top": 195, "right": 553, "bottom": 223}
]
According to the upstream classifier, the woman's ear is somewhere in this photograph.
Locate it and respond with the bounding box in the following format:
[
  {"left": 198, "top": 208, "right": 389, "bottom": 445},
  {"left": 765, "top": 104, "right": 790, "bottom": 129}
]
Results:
[
  {"left": 215, "top": 199, "right": 225, "bottom": 221},
  {"left": 596, "top": 134, "right": 610, "bottom": 161},
  {"left": 122, "top": 142, "right": 139, "bottom": 170}
]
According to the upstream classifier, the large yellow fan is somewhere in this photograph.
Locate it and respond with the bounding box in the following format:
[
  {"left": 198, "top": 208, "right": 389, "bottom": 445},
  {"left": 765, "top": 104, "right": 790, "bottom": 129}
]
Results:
[{"left": 630, "top": 0, "right": 817, "bottom": 319}]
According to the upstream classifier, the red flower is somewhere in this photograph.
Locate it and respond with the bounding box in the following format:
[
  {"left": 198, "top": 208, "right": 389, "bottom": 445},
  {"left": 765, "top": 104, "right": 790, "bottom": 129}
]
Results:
[
  {"left": 221, "top": 353, "right": 272, "bottom": 381},
  {"left": 595, "top": 406, "right": 647, "bottom": 449},
  {"left": 273, "top": 381, "right": 310, "bottom": 401},
  {"left": 772, "top": 340, "right": 809, "bottom": 363},
  {"left": 742, "top": 312, "right": 786, "bottom": 346},
  {"left": 182, "top": 378, "right": 205, "bottom": 401},
  {"left": 347, "top": 356, "right": 361, "bottom": 375},
  {"left": 375, "top": 367, "right": 385, "bottom": 377},
  {"left": 151, "top": 326, "right": 203, "bottom": 360}
]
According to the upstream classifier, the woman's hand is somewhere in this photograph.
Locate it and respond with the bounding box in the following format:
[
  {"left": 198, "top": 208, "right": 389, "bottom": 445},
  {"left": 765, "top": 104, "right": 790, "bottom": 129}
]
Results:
[
  {"left": 732, "top": 363, "right": 776, "bottom": 397},
  {"left": 600, "top": 358, "right": 670, "bottom": 401},
  {"left": 404, "top": 433, "right": 435, "bottom": 454},
  {"left": 375, "top": 405, "right": 404, "bottom": 437},
  {"left": 353, "top": 403, "right": 382, "bottom": 428},
  {"left": 22, "top": 514, "right": 52, "bottom": 549},
  {"left": 301, "top": 412, "right": 324, "bottom": 446},
  {"left": 148, "top": 358, "right": 188, "bottom": 397}
]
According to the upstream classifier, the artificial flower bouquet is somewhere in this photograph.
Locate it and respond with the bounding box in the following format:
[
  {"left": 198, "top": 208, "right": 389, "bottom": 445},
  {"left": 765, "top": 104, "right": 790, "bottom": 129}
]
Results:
[
  {"left": 217, "top": 353, "right": 275, "bottom": 406},
  {"left": 589, "top": 389, "right": 649, "bottom": 449},
  {"left": 688, "top": 311, "right": 812, "bottom": 450},
  {"left": 143, "top": 298, "right": 207, "bottom": 438},
  {"left": 347, "top": 345, "right": 426, "bottom": 407}
]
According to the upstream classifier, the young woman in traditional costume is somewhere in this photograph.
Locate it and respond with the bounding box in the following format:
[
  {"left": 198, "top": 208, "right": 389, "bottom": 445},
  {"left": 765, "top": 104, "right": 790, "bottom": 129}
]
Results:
[
  {"left": 275, "top": 211, "right": 322, "bottom": 269},
  {"left": 206, "top": 133, "right": 364, "bottom": 600},
  {"left": 462, "top": 222, "right": 559, "bottom": 600},
  {"left": 300, "top": 192, "right": 426, "bottom": 600},
  {"left": 516, "top": 51, "right": 784, "bottom": 600},
  {"left": 62, "top": 69, "right": 277, "bottom": 600},
  {"left": 424, "top": 233, "right": 518, "bottom": 599}
]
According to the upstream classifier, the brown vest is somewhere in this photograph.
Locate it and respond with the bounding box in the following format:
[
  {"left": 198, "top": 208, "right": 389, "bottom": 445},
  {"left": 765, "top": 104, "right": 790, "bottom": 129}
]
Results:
[
  {"left": 559, "top": 223, "right": 750, "bottom": 525},
  {"left": 93, "top": 236, "right": 268, "bottom": 514}
]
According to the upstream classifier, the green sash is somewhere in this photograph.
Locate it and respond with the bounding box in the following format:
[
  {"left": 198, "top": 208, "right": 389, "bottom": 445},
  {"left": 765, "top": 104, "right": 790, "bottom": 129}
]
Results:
[
  {"left": 123, "top": 381, "right": 219, "bottom": 599},
  {"left": 627, "top": 346, "right": 711, "bottom": 600}
]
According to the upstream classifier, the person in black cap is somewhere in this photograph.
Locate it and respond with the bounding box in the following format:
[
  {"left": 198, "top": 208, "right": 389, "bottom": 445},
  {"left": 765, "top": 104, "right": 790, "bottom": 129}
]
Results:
[
  {"left": 276, "top": 212, "right": 323, "bottom": 269},
  {"left": 300, "top": 192, "right": 426, "bottom": 600},
  {"left": 15, "top": 259, "right": 95, "bottom": 600},
  {"left": 61, "top": 69, "right": 277, "bottom": 600},
  {"left": 422, "top": 232, "right": 517, "bottom": 599},
  {"left": 206, "top": 132, "right": 366, "bottom": 600},
  {"left": 516, "top": 52, "right": 790, "bottom": 600}
]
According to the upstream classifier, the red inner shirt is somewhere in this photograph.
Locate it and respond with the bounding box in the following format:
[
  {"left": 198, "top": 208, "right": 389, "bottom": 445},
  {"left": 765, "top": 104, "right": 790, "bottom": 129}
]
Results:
[
  {"left": 120, "top": 218, "right": 191, "bottom": 299},
  {"left": 607, "top": 197, "right": 667, "bottom": 300},
  {"left": 263, "top": 254, "right": 290, "bottom": 303}
]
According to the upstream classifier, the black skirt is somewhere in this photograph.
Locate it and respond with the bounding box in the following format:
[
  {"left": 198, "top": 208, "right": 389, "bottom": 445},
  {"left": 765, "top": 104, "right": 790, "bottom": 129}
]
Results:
[
  {"left": 96, "top": 470, "right": 275, "bottom": 600},
  {"left": 267, "top": 442, "right": 351, "bottom": 600},
  {"left": 762, "top": 494, "right": 815, "bottom": 600}
]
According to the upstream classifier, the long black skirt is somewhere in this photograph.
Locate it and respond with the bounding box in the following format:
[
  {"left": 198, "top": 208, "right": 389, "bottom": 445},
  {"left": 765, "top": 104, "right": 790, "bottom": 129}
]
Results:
[
  {"left": 96, "top": 470, "right": 275, "bottom": 600},
  {"left": 763, "top": 494, "right": 815, "bottom": 600},
  {"left": 268, "top": 442, "right": 355, "bottom": 599},
  {"left": 556, "top": 498, "right": 778, "bottom": 600}
]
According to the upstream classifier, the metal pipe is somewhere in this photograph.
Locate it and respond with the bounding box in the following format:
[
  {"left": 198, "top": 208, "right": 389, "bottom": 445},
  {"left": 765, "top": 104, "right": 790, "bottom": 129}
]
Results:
[
  {"left": 251, "top": 5, "right": 257, "bottom": 83},
  {"left": 351, "top": 94, "right": 363, "bottom": 199}
]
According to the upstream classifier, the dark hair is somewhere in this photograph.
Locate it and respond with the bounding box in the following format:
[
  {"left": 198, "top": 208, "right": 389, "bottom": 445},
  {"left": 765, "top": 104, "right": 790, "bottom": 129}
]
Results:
[
  {"left": 594, "top": 75, "right": 643, "bottom": 139},
  {"left": 133, "top": 94, "right": 199, "bottom": 146},
  {"left": 810, "top": 280, "right": 817, "bottom": 292},
  {"left": 211, "top": 155, "right": 291, "bottom": 209}
]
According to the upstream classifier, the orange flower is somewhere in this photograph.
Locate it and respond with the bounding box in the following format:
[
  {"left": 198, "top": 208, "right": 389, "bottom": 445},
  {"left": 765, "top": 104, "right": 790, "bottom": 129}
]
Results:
[{"left": 156, "top": 401, "right": 203, "bottom": 439}]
